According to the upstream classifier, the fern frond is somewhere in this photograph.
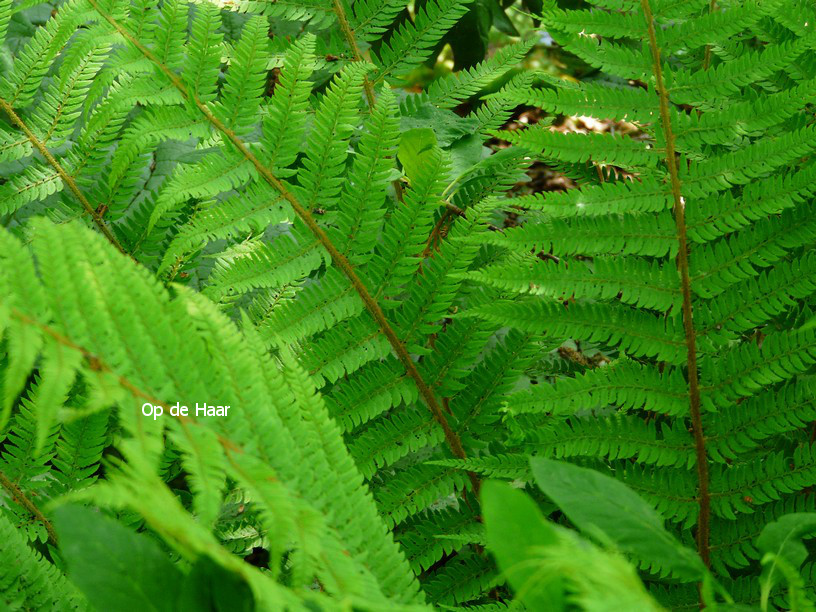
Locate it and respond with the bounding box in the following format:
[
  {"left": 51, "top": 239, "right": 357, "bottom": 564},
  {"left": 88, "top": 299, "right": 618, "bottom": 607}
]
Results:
[
  {"left": 350, "top": 404, "right": 444, "bottom": 478},
  {"left": 705, "top": 379, "right": 816, "bottom": 462},
  {"left": 296, "top": 62, "right": 369, "bottom": 211},
  {"left": 681, "top": 126, "right": 816, "bottom": 197},
  {"left": 704, "top": 328, "right": 816, "bottom": 407},
  {"left": 395, "top": 504, "right": 481, "bottom": 573},
  {"left": 686, "top": 162, "right": 816, "bottom": 242},
  {"left": 261, "top": 35, "right": 315, "bottom": 175},
  {"left": 420, "top": 549, "right": 498, "bottom": 606},
  {"left": 368, "top": 148, "right": 449, "bottom": 300},
  {"left": 689, "top": 204, "right": 816, "bottom": 298},
  {"left": 0, "top": 161, "right": 63, "bottom": 215},
  {"left": 372, "top": 0, "right": 473, "bottom": 81},
  {"left": 299, "top": 317, "right": 390, "bottom": 385},
  {"left": 49, "top": 410, "right": 109, "bottom": 496},
  {"left": 532, "top": 415, "right": 694, "bottom": 468},
  {"left": 450, "top": 329, "right": 536, "bottom": 441},
  {"left": 202, "top": 226, "right": 326, "bottom": 301},
  {"left": 426, "top": 37, "right": 535, "bottom": 108},
  {"left": 709, "top": 446, "right": 816, "bottom": 519},
  {"left": 657, "top": 0, "right": 780, "bottom": 54},
  {"left": 373, "top": 464, "right": 470, "bottom": 527},
  {"left": 555, "top": 33, "right": 649, "bottom": 80},
  {"left": 669, "top": 30, "right": 816, "bottom": 106},
  {"left": 0, "top": 513, "right": 85, "bottom": 610},
  {"left": 333, "top": 87, "right": 399, "bottom": 260},
  {"left": 468, "top": 255, "right": 681, "bottom": 312},
  {"left": 504, "top": 178, "right": 672, "bottom": 217},
  {"left": 477, "top": 211, "right": 677, "bottom": 258},
  {"left": 185, "top": 2, "right": 224, "bottom": 103},
  {"left": 215, "top": 16, "right": 270, "bottom": 137},
  {"left": 507, "top": 358, "right": 689, "bottom": 417},
  {"left": 497, "top": 81, "right": 658, "bottom": 123},
  {"left": 709, "top": 496, "right": 815, "bottom": 573},
  {"left": 500, "top": 126, "right": 659, "bottom": 171},
  {"left": 351, "top": 0, "right": 405, "bottom": 42},
  {"left": 697, "top": 253, "right": 816, "bottom": 341},
  {"left": 0, "top": 0, "right": 87, "bottom": 108},
  {"left": 468, "top": 300, "right": 686, "bottom": 363}
]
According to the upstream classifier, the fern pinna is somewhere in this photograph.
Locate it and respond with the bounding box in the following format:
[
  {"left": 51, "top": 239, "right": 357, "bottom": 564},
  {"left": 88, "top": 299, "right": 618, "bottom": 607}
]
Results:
[{"left": 461, "top": 0, "right": 816, "bottom": 607}]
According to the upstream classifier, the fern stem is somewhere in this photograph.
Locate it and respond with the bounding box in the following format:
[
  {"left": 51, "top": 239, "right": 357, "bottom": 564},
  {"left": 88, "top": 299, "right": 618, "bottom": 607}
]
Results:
[
  {"left": 331, "top": 0, "right": 376, "bottom": 108},
  {"left": 423, "top": 203, "right": 466, "bottom": 255},
  {"left": 0, "top": 468, "right": 58, "bottom": 544},
  {"left": 641, "top": 0, "right": 711, "bottom": 569},
  {"left": 89, "top": 1, "right": 479, "bottom": 493},
  {"left": 0, "top": 97, "right": 126, "bottom": 255},
  {"left": 703, "top": 1, "right": 718, "bottom": 71}
]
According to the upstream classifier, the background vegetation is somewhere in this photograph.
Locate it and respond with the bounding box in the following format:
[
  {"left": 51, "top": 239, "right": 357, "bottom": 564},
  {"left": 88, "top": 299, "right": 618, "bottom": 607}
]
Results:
[{"left": 1, "top": 0, "right": 816, "bottom": 609}]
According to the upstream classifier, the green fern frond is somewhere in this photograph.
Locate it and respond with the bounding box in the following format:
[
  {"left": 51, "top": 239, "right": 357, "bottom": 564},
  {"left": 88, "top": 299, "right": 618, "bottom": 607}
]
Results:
[
  {"left": 333, "top": 86, "right": 399, "bottom": 261},
  {"left": 426, "top": 37, "right": 535, "bottom": 108},
  {"left": 0, "top": 513, "right": 85, "bottom": 610},
  {"left": 374, "top": 464, "right": 470, "bottom": 527},
  {"left": 215, "top": 16, "right": 270, "bottom": 137},
  {"left": 261, "top": 35, "right": 315, "bottom": 175},
  {"left": 709, "top": 446, "right": 816, "bottom": 519},
  {"left": 507, "top": 358, "right": 689, "bottom": 417},
  {"left": 49, "top": 410, "right": 109, "bottom": 496},
  {"left": 351, "top": 0, "right": 405, "bottom": 42},
  {"left": 296, "top": 62, "right": 369, "bottom": 211},
  {"left": 368, "top": 147, "right": 449, "bottom": 300},
  {"left": 372, "top": 0, "right": 473, "bottom": 81},
  {"left": 532, "top": 415, "right": 694, "bottom": 468},
  {"left": 500, "top": 126, "right": 659, "bottom": 171},
  {"left": 185, "top": 2, "right": 224, "bottom": 103},
  {"left": 476, "top": 211, "right": 678, "bottom": 258},
  {"left": 468, "top": 300, "right": 687, "bottom": 363},
  {"left": 467, "top": 255, "right": 681, "bottom": 312},
  {"left": 705, "top": 379, "right": 816, "bottom": 462},
  {"left": 495, "top": 81, "right": 658, "bottom": 123}
]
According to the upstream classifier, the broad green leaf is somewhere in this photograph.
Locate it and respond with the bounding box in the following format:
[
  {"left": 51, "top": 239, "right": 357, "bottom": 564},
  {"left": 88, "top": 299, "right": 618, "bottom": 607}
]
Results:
[
  {"left": 531, "top": 457, "right": 707, "bottom": 582},
  {"left": 400, "top": 100, "right": 480, "bottom": 147},
  {"left": 53, "top": 505, "right": 183, "bottom": 612},
  {"left": 481, "top": 480, "right": 565, "bottom": 610},
  {"left": 178, "top": 557, "right": 255, "bottom": 612},
  {"left": 758, "top": 513, "right": 816, "bottom": 571},
  {"left": 757, "top": 513, "right": 816, "bottom": 608},
  {"left": 398, "top": 128, "right": 440, "bottom": 181}
]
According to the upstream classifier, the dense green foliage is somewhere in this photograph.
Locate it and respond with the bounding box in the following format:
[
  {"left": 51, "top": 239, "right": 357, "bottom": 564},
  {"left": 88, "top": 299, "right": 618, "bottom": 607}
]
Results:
[{"left": 1, "top": 0, "right": 816, "bottom": 609}]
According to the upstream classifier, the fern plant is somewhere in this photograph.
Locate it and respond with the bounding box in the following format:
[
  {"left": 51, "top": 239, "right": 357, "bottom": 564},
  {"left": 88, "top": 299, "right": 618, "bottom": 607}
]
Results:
[
  {"left": 2, "top": 0, "right": 816, "bottom": 609},
  {"left": 460, "top": 0, "right": 816, "bottom": 607},
  {"left": 0, "top": 0, "right": 538, "bottom": 608}
]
